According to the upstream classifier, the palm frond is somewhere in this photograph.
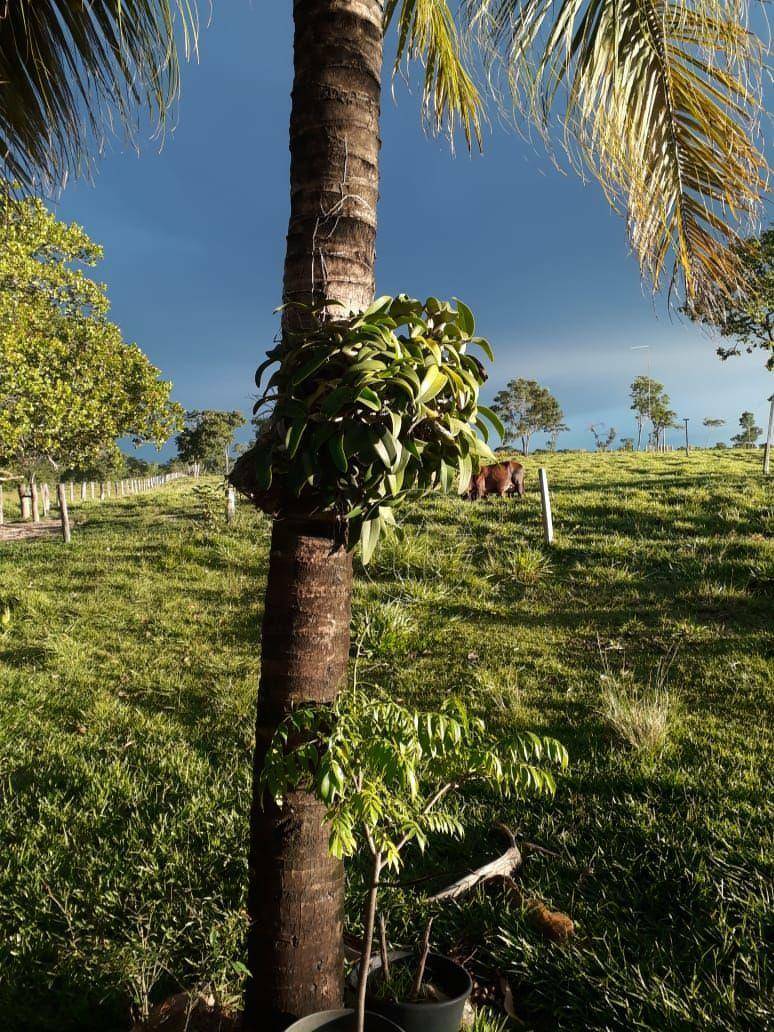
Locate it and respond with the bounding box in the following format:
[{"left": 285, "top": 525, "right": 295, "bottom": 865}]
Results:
[
  {"left": 0, "top": 1, "right": 199, "bottom": 192},
  {"left": 385, "top": 0, "right": 483, "bottom": 148},
  {"left": 464, "top": 0, "right": 768, "bottom": 314}
]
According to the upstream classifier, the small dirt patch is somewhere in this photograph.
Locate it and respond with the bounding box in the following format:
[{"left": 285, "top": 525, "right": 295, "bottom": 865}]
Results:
[
  {"left": 0, "top": 521, "right": 62, "bottom": 542},
  {"left": 132, "top": 993, "right": 241, "bottom": 1032}
]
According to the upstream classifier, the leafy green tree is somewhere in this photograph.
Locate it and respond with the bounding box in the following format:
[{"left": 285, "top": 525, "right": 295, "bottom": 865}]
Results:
[
  {"left": 731, "top": 411, "right": 762, "bottom": 447},
  {"left": 64, "top": 449, "right": 158, "bottom": 482},
  {"left": 63, "top": 443, "right": 124, "bottom": 483},
  {"left": 629, "top": 376, "right": 677, "bottom": 450},
  {"left": 175, "top": 409, "right": 246, "bottom": 474},
  {"left": 3, "top": 1, "right": 768, "bottom": 1026},
  {"left": 492, "top": 379, "right": 564, "bottom": 455},
  {"left": 650, "top": 405, "right": 680, "bottom": 451},
  {"left": 0, "top": 193, "right": 181, "bottom": 489},
  {"left": 123, "top": 455, "right": 154, "bottom": 476},
  {"left": 687, "top": 229, "right": 774, "bottom": 370}
]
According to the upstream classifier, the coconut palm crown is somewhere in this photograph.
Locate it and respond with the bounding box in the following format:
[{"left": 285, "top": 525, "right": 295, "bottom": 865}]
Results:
[{"left": 0, "top": 0, "right": 766, "bottom": 314}]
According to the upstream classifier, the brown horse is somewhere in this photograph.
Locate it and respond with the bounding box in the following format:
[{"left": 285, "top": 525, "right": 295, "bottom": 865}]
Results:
[{"left": 467, "top": 460, "right": 525, "bottom": 499}]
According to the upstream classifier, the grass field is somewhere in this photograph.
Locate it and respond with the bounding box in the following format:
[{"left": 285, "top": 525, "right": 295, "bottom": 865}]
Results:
[{"left": 0, "top": 450, "right": 771, "bottom": 1031}]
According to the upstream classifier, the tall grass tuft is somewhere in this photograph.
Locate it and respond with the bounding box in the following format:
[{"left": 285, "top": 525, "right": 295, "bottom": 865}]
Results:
[
  {"left": 600, "top": 680, "right": 673, "bottom": 757},
  {"left": 351, "top": 600, "right": 415, "bottom": 659},
  {"left": 466, "top": 1009, "right": 510, "bottom": 1032},
  {"left": 485, "top": 545, "right": 552, "bottom": 586},
  {"left": 598, "top": 644, "right": 678, "bottom": 758}
]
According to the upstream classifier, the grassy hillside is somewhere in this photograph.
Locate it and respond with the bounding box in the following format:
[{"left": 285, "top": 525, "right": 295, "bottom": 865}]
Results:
[{"left": 0, "top": 451, "right": 771, "bottom": 1030}]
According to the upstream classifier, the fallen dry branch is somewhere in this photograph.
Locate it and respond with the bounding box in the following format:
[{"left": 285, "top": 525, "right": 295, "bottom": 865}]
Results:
[
  {"left": 428, "top": 843, "right": 523, "bottom": 902},
  {"left": 428, "top": 825, "right": 574, "bottom": 944}
]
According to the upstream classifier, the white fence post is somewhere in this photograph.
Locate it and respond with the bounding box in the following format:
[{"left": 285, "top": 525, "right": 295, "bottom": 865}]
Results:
[
  {"left": 763, "top": 394, "right": 774, "bottom": 476},
  {"left": 538, "top": 467, "right": 554, "bottom": 545}
]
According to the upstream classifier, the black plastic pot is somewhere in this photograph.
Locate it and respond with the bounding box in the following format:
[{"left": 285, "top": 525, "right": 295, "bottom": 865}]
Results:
[
  {"left": 349, "top": 951, "right": 472, "bottom": 1032},
  {"left": 285, "top": 1008, "right": 405, "bottom": 1032}
]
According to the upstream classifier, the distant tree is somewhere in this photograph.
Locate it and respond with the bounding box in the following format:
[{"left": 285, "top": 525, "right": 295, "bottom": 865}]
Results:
[
  {"left": 161, "top": 456, "right": 189, "bottom": 474},
  {"left": 492, "top": 379, "right": 564, "bottom": 455},
  {"left": 590, "top": 423, "right": 617, "bottom": 451},
  {"left": 731, "top": 411, "right": 763, "bottom": 448},
  {"left": 629, "top": 375, "right": 675, "bottom": 450},
  {"left": 687, "top": 229, "right": 774, "bottom": 370},
  {"left": 650, "top": 404, "right": 679, "bottom": 451},
  {"left": 546, "top": 423, "right": 570, "bottom": 451},
  {"left": 123, "top": 455, "right": 153, "bottom": 476},
  {"left": 176, "top": 410, "right": 246, "bottom": 473},
  {"left": 0, "top": 193, "right": 181, "bottom": 494},
  {"left": 702, "top": 417, "right": 726, "bottom": 447},
  {"left": 235, "top": 413, "right": 270, "bottom": 457},
  {"left": 619, "top": 437, "right": 635, "bottom": 451}
]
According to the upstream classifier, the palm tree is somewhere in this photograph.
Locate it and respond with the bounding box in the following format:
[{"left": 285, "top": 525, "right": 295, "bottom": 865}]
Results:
[{"left": 1, "top": 1, "right": 767, "bottom": 1029}]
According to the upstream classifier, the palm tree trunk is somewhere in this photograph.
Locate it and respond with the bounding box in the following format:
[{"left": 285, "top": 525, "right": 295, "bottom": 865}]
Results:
[{"left": 243, "top": 2, "right": 383, "bottom": 1029}]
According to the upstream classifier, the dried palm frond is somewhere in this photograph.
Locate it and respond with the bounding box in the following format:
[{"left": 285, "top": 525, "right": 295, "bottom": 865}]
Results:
[
  {"left": 0, "top": 1, "right": 199, "bottom": 192},
  {"left": 385, "top": 0, "right": 483, "bottom": 148},
  {"left": 463, "top": 0, "right": 768, "bottom": 314}
]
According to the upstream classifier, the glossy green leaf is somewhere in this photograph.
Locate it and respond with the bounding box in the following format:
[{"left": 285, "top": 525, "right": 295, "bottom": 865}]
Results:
[
  {"left": 328, "top": 433, "right": 348, "bottom": 473},
  {"left": 453, "top": 298, "right": 475, "bottom": 336}
]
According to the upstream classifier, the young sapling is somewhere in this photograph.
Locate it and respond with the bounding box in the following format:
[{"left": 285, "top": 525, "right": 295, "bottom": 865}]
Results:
[{"left": 260, "top": 688, "right": 567, "bottom": 1032}]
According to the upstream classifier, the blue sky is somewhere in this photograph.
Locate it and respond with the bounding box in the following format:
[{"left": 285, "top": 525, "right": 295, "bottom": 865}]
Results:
[{"left": 54, "top": 3, "right": 771, "bottom": 458}]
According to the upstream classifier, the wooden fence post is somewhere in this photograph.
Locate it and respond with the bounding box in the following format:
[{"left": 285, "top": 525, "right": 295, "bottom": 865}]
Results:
[
  {"left": 41, "top": 483, "right": 50, "bottom": 517},
  {"left": 538, "top": 467, "right": 554, "bottom": 545},
  {"left": 31, "top": 481, "right": 40, "bottom": 524},
  {"left": 226, "top": 485, "right": 236, "bottom": 523},
  {"left": 58, "top": 483, "right": 71, "bottom": 543},
  {"left": 69, "top": 481, "right": 74, "bottom": 503},
  {"left": 18, "top": 484, "right": 30, "bottom": 520}
]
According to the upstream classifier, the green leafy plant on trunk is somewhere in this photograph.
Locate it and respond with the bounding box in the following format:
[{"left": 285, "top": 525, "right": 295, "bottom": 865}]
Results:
[
  {"left": 260, "top": 686, "right": 567, "bottom": 1032},
  {"left": 231, "top": 295, "right": 502, "bottom": 562}
]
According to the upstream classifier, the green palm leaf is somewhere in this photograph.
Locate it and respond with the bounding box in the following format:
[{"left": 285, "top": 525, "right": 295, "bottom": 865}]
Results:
[
  {"left": 462, "top": 0, "right": 767, "bottom": 313},
  {"left": 385, "top": 0, "right": 483, "bottom": 147},
  {"left": 0, "top": 1, "right": 198, "bottom": 191}
]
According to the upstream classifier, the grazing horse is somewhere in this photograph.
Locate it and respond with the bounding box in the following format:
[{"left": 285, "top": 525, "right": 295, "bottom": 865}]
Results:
[{"left": 468, "top": 460, "right": 525, "bottom": 499}]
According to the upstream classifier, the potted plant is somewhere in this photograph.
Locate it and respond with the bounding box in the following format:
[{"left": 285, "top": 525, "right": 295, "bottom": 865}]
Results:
[{"left": 260, "top": 688, "right": 567, "bottom": 1032}]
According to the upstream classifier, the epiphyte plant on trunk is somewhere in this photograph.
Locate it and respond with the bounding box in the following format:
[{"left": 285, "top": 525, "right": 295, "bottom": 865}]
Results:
[
  {"left": 0, "top": 1, "right": 767, "bottom": 1029},
  {"left": 260, "top": 687, "right": 568, "bottom": 1032},
  {"left": 230, "top": 294, "right": 503, "bottom": 562}
]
